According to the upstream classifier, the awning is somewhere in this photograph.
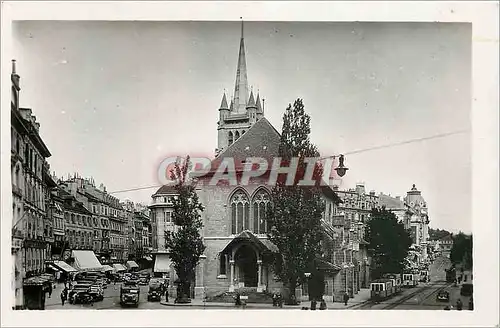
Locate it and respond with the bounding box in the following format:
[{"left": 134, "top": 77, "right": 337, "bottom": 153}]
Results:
[
  {"left": 49, "top": 260, "right": 77, "bottom": 273},
  {"left": 220, "top": 230, "right": 278, "bottom": 254},
  {"left": 126, "top": 261, "right": 139, "bottom": 269},
  {"left": 71, "top": 250, "right": 103, "bottom": 272},
  {"left": 316, "top": 258, "right": 342, "bottom": 272},
  {"left": 101, "top": 265, "right": 114, "bottom": 272},
  {"left": 154, "top": 254, "right": 172, "bottom": 273},
  {"left": 113, "top": 263, "right": 127, "bottom": 272}
]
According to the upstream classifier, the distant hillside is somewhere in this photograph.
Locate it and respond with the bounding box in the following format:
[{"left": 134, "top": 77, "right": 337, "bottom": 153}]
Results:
[{"left": 428, "top": 228, "right": 452, "bottom": 240}]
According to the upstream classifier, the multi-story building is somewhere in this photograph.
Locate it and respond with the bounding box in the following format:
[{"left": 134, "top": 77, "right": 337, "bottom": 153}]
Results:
[
  {"left": 46, "top": 180, "right": 66, "bottom": 260},
  {"left": 404, "top": 184, "right": 430, "bottom": 264},
  {"left": 60, "top": 188, "right": 95, "bottom": 252},
  {"left": 11, "top": 60, "right": 54, "bottom": 309},
  {"left": 333, "top": 183, "right": 379, "bottom": 299},
  {"left": 149, "top": 186, "right": 177, "bottom": 253},
  {"left": 59, "top": 177, "right": 128, "bottom": 262}
]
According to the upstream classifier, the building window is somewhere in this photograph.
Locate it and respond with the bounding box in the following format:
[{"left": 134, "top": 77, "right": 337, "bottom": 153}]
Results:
[
  {"left": 230, "top": 190, "right": 249, "bottom": 234},
  {"left": 219, "top": 253, "right": 227, "bottom": 275},
  {"left": 252, "top": 189, "right": 270, "bottom": 234},
  {"left": 228, "top": 131, "right": 234, "bottom": 145},
  {"left": 165, "top": 211, "right": 172, "bottom": 223},
  {"left": 235, "top": 131, "right": 240, "bottom": 140}
]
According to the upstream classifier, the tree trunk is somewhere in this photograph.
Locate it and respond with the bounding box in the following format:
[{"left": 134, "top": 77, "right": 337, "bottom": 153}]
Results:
[
  {"left": 176, "top": 281, "right": 192, "bottom": 304},
  {"left": 284, "top": 278, "right": 299, "bottom": 305}
]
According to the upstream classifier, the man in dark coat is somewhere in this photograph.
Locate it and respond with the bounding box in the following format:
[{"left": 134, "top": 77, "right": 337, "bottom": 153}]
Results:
[{"left": 343, "top": 292, "right": 349, "bottom": 306}]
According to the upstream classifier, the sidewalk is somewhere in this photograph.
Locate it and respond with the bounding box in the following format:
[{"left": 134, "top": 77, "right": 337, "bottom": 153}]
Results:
[{"left": 160, "top": 288, "right": 371, "bottom": 310}]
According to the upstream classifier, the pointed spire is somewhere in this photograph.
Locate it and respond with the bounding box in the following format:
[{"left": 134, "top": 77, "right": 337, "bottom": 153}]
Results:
[
  {"left": 229, "top": 98, "right": 234, "bottom": 111},
  {"left": 256, "top": 93, "right": 263, "bottom": 113},
  {"left": 233, "top": 18, "right": 249, "bottom": 114},
  {"left": 247, "top": 90, "right": 256, "bottom": 108},
  {"left": 219, "top": 93, "right": 229, "bottom": 110}
]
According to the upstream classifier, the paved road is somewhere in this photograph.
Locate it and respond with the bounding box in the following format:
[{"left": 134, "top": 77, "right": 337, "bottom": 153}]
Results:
[
  {"left": 391, "top": 256, "right": 473, "bottom": 310},
  {"left": 46, "top": 282, "right": 168, "bottom": 310}
]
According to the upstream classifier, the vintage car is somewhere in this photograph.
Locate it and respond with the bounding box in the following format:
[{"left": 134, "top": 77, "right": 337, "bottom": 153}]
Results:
[
  {"left": 120, "top": 282, "right": 140, "bottom": 307},
  {"left": 147, "top": 281, "right": 162, "bottom": 302},
  {"left": 436, "top": 290, "right": 450, "bottom": 302},
  {"left": 69, "top": 282, "right": 93, "bottom": 304}
]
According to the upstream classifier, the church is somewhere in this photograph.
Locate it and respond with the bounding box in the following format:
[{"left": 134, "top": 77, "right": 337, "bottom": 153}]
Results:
[{"left": 153, "top": 22, "right": 351, "bottom": 302}]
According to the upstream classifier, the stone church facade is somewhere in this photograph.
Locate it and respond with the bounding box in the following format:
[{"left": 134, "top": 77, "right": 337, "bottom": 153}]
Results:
[{"left": 153, "top": 22, "right": 355, "bottom": 302}]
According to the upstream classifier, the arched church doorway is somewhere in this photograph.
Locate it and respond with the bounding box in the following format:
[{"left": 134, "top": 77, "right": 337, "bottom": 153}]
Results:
[{"left": 234, "top": 244, "right": 258, "bottom": 287}]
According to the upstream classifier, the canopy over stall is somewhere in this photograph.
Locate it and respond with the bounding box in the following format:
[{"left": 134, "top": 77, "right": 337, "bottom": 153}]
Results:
[
  {"left": 113, "top": 263, "right": 127, "bottom": 272},
  {"left": 71, "top": 250, "right": 103, "bottom": 272},
  {"left": 48, "top": 260, "right": 77, "bottom": 273},
  {"left": 153, "top": 254, "right": 172, "bottom": 273},
  {"left": 126, "top": 260, "right": 139, "bottom": 270},
  {"left": 101, "top": 265, "right": 114, "bottom": 272}
]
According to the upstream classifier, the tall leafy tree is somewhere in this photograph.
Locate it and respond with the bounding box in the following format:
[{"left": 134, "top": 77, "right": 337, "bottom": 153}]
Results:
[
  {"left": 165, "top": 156, "right": 206, "bottom": 303},
  {"left": 365, "top": 208, "right": 412, "bottom": 279},
  {"left": 267, "top": 99, "right": 325, "bottom": 304},
  {"left": 450, "top": 232, "right": 473, "bottom": 269}
]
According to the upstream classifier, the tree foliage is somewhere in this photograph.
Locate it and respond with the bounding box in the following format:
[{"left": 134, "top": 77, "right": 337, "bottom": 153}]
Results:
[
  {"left": 428, "top": 228, "right": 452, "bottom": 241},
  {"left": 450, "top": 232, "right": 473, "bottom": 269},
  {"left": 165, "top": 156, "right": 206, "bottom": 303},
  {"left": 365, "top": 208, "right": 412, "bottom": 278},
  {"left": 267, "top": 99, "right": 326, "bottom": 304}
]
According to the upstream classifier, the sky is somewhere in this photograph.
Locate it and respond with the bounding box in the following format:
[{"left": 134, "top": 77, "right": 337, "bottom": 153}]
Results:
[{"left": 12, "top": 21, "right": 472, "bottom": 233}]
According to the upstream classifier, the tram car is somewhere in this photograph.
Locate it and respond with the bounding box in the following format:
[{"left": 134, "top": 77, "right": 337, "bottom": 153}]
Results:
[
  {"left": 402, "top": 273, "right": 419, "bottom": 287},
  {"left": 370, "top": 279, "right": 396, "bottom": 301},
  {"left": 419, "top": 269, "right": 429, "bottom": 282},
  {"left": 382, "top": 273, "right": 402, "bottom": 294}
]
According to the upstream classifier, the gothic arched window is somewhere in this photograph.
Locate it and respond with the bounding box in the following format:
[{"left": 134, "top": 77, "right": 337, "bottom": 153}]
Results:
[
  {"left": 228, "top": 131, "right": 234, "bottom": 146},
  {"left": 235, "top": 131, "right": 240, "bottom": 141},
  {"left": 230, "top": 190, "right": 249, "bottom": 234},
  {"left": 252, "top": 189, "right": 270, "bottom": 234}
]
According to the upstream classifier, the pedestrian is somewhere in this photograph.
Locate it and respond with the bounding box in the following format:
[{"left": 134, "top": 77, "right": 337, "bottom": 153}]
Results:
[
  {"left": 48, "top": 283, "right": 53, "bottom": 298},
  {"left": 456, "top": 299, "right": 463, "bottom": 311},
  {"left": 165, "top": 286, "right": 169, "bottom": 303},
  {"left": 60, "top": 288, "right": 67, "bottom": 306},
  {"left": 343, "top": 292, "right": 349, "bottom": 306},
  {"left": 464, "top": 274, "right": 467, "bottom": 282}
]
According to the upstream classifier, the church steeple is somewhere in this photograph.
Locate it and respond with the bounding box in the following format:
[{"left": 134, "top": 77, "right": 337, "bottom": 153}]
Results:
[{"left": 233, "top": 19, "right": 249, "bottom": 114}]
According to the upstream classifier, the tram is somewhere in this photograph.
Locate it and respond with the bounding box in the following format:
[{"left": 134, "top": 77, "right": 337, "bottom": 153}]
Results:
[
  {"left": 370, "top": 279, "right": 396, "bottom": 301},
  {"left": 382, "top": 273, "right": 402, "bottom": 294},
  {"left": 402, "top": 273, "right": 419, "bottom": 287}
]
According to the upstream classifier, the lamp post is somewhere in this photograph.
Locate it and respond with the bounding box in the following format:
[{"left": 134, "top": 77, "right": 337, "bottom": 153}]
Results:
[{"left": 304, "top": 272, "right": 316, "bottom": 310}]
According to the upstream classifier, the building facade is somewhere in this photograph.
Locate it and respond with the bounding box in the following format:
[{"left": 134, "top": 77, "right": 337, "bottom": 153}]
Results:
[
  {"left": 149, "top": 186, "right": 177, "bottom": 253},
  {"left": 333, "top": 184, "right": 378, "bottom": 299},
  {"left": 11, "top": 60, "right": 54, "bottom": 309},
  {"left": 404, "top": 184, "right": 430, "bottom": 264},
  {"left": 58, "top": 177, "right": 128, "bottom": 262}
]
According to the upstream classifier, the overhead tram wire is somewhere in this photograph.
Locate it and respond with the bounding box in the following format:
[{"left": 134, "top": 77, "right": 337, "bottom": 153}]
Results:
[{"left": 107, "top": 129, "right": 470, "bottom": 195}]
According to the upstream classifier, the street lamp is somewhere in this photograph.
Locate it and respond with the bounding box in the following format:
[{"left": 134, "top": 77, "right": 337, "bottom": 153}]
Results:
[
  {"left": 304, "top": 272, "right": 316, "bottom": 310},
  {"left": 334, "top": 155, "right": 349, "bottom": 177}
]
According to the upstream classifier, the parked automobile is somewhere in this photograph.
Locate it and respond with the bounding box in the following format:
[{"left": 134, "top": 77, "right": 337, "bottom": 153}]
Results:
[
  {"left": 120, "top": 282, "right": 140, "bottom": 307},
  {"left": 147, "top": 281, "right": 162, "bottom": 302},
  {"left": 436, "top": 290, "right": 450, "bottom": 302}
]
